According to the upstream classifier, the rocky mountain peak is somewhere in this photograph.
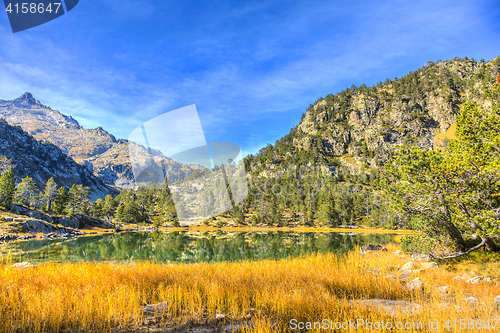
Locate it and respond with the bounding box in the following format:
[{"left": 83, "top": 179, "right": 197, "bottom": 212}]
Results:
[
  {"left": 13, "top": 92, "right": 46, "bottom": 109},
  {"left": 89, "top": 126, "right": 117, "bottom": 143}
]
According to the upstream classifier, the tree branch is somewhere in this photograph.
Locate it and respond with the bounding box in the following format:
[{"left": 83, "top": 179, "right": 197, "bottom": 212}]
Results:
[{"left": 430, "top": 238, "right": 487, "bottom": 260}]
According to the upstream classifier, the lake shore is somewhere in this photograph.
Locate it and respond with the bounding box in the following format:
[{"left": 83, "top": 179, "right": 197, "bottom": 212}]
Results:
[
  {"left": 1, "top": 208, "right": 412, "bottom": 243},
  {"left": 1, "top": 244, "right": 499, "bottom": 332}
]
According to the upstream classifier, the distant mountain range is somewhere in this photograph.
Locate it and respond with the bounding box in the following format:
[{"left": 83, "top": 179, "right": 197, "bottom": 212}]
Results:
[{"left": 0, "top": 93, "right": 197, "bottom": 192}]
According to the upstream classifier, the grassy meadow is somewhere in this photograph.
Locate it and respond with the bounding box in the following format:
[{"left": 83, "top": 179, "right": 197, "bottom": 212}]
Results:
[{"left": 1, "top": 243, "right": 499, "bottom": 332}]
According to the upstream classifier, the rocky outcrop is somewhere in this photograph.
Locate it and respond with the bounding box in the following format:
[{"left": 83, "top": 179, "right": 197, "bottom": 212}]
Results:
[
  {"left": 9, "top": 205, "right": 101, "bottom": 229},
  {"left": 0, "top": 120, "right": 116, "bottom": 200},
  {"left": 247, "top": 57, "right": 500, "bottom": 176},
  {"left": 58, "top": 217, "right": 80, "bottom": 229},
  {"left": 22, "top": 219, "right": 57, "bottom": 233}
]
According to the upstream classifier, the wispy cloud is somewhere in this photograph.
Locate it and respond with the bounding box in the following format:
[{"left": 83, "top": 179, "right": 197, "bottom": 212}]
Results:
[{"left": 0, "top": 0, "right": 498, "bottom": 154}]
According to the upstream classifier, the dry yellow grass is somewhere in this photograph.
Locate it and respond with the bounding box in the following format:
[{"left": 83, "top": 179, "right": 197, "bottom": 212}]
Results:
[
  {"left": 434, "top": 123, "right": 457, "bottom": 146},
  {"left": 0, "top": 244, "right": 499, "bottom": 332}
]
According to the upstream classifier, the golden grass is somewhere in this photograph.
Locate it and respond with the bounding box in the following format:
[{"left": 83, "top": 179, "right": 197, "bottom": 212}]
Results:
[
  {"left": 0, "top": 244, "right": 499, "bottom": 332},
  {"left": 434, "top": 123, "right": 457, "bottom": 146}
]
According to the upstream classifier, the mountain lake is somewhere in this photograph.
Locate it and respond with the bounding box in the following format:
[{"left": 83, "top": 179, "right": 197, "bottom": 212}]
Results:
[{"left": 0, "top": 231, "right": 399, "bottom": 264}]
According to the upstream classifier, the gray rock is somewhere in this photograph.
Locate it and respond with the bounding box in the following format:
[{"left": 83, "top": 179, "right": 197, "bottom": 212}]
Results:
[
  {"left": 58, "top": 217, "right": 80, "bottom": 229},
  {"left": 466, "top": 275, "right": 493, "bottom": 284},
  {"left": 8, "top": 262, "right": 36, "bottom": 269},
  {"left": 141, "top": 302, "right": 169, "bottom": 315},
  {"left": 399, "top": 270, "right": 410, "bottom": 281},
  {"left": 411, "top": 253, "right": 431, "bottom": 261},
  {"left": 360, "top": 244, "right": 387, "bottom": 252},
  {"left": 401, "top": 261, "right": 416, "bottom": 271},
  {"left": 406, "top": 278, "right": 424, "bottom": 291},
  {"left": 465, "top": 296, "right": 477, "bottom": 304},
  {"left": 22, "top": 219, "right": 57, "bottom": 234},
  {"left": 421, "top": 262, "right": 438, "bottom": 270}
]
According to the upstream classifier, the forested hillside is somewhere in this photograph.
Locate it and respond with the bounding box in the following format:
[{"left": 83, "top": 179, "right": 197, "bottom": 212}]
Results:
[{"left": 241, "top": 56, "right": 500, "bottom": 228}]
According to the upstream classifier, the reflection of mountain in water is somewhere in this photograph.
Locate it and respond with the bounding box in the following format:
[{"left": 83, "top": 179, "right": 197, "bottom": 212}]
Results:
[{"left": 0, "top": 231, "right": 397, "bottom": 264}]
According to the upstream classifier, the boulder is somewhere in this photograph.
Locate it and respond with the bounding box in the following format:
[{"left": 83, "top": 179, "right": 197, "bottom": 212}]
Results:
[
  {"left": 399, "top": 270, "right": 410, "bottom": 281},
  {"left": 466, "top": 276, "right": 493, "bottom": 284},
  {"left": 141, "top": 302, "right": 169, "bottom": 316},
  {"left": 8, "top": 262, "right": 36, "bottom": 269},
  {"left": 10, "top": 205, "right": 53, "bottom": 222},
  {"left": 465, "top": 296, "right": 478, "bottom": 304},
  {"left": 437, "top": 286, "right": 455, "bottom": 301},
  {"left": 406, "top": 278, "right": 424, "bottom": 291},
  {"left": 401, "top": 261, "right": 416, "bottom": 271},
  {"left": 494, "top": 296, "right": 500, "bottom": 308},
  {"left": 360, "top": 244, "right": 387, "bottom": 252},
  {"left": 420, "top": 262, "right": 439, "bottom": 270},
  {"left": 411, "top": 253, "right": 431, "bottom": 261},
  {"left": 57, "top": 217, "right": 80, "bottom": 229},
  {"left": 22, "top": 219, "right": 57, "bottom": 234}
]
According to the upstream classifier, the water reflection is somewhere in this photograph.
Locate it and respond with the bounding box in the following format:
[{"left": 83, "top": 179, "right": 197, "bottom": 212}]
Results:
[{"left": 0, "top": 231, "right": 397, "bottom": 264}]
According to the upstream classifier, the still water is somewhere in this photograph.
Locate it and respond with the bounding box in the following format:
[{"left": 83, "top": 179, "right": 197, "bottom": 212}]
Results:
[{"left": 0, "top": 231, "right": 398, "bottom": 264}]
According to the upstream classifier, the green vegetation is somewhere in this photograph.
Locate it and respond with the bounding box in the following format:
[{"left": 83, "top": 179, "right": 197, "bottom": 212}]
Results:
[{"left": 383, "top": 84, "right": 500, "bottom": 258}]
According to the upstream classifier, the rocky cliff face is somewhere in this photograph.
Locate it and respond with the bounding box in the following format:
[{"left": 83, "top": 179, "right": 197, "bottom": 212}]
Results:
[
  {"left": 0, "top": 93, "right": 115, "bottom": 160},
  {"left": 248, "top": 56, "right": 500, "bottom": 174},
  {"left": 0, "top": 93, "right": 197, "bottom": 187},
  {"left": 0, "top": 119, "right": 116, "bottom": 200}
]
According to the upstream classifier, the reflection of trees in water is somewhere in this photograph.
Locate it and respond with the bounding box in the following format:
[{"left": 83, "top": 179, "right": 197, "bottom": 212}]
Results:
[{"left": 0, "top": 232, "right": 397, "bottom": 264}]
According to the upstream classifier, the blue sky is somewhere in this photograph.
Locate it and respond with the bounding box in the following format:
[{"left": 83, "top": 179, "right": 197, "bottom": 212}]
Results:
[{"left": 0, "top": 0, "right": 499, "bottom": 156}]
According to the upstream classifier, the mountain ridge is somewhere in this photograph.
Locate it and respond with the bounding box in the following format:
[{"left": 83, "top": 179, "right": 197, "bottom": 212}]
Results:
[
  {"left": 0, "top": 118, "right": 117, "bottom": 201},
  {"left": 0, "top": 93, "right": 196, "bottom": 187}
]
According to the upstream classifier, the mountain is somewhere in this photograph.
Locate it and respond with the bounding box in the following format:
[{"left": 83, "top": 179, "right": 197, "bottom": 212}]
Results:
[
  {"left": 0, "top": 92, "right": 116, "bottom": 160},
  {"left": 246, "top": 56, "right": 500, "bottom": 175},
  {"left": 0, "top": 93, "right": 196, "bottom": 187},
  {"left": 0, "top": 119, "right": 116, "bottom": 200}
]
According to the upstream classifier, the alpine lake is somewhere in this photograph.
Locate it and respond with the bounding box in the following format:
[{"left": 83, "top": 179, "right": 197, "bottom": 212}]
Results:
[{"left": 0, "top": 230, "right": 400, "bottom": 264}]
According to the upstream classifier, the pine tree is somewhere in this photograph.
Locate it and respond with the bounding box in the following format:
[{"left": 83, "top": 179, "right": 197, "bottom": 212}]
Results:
[
  {"left": 66, "top": 185, "right": 90, "bottom": 215},
  {"left": 43, "top": 177, "right": 58, "bottom": 212},
  {"left": 15, "top": 176, "right": 38, "bottom": 208},
  {"left": 0, "top": 166, "right": 16, "bottom": 209},
  {"left": 102, "top": 194, "right": 118, "bottom": 222},
  {"left": 53, "top": 187, "right": 69, "bottom": 215}
]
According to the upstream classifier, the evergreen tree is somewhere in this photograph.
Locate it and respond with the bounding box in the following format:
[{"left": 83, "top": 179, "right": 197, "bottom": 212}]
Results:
[
  {"left": 53, "top": 187, "right": 68, "bottom": 215},
  {"left": 15, "top": 176, "right": 39, "bottom": 208},
  {"left": 66, "top": 185, "right": 90, "bottom": 215},
  {"left": 0, "top": 166, "right": 16, "bottom": 209},
  {"left": 383, "top": 85, "right": 500, "bottom": 258},
  {"left": 43, "top": 177, "right": 58, "bottom": 212},
  {"left": 102, "top": 194, "right": 118, "bottom": 222}
]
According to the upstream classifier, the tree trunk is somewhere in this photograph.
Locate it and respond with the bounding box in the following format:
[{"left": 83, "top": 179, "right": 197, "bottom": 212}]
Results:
[
  {"left": 458, "top": 202, "right": 499, "bottom": 252},
  {"left": 440, "top": 194, "right": 466, "bottom": 252},
  {"left": 484, "top": 237, "right": 499, "bottom": 252}
]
